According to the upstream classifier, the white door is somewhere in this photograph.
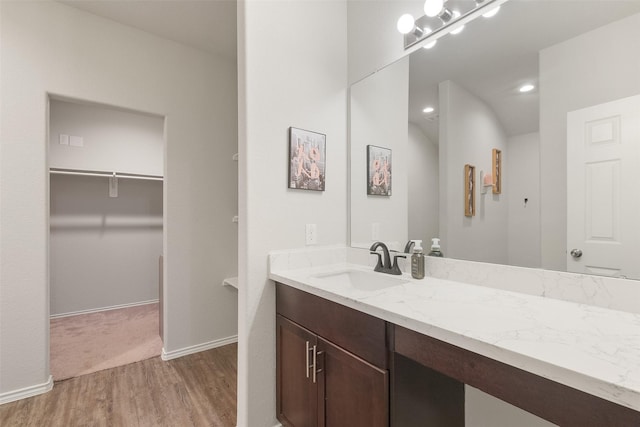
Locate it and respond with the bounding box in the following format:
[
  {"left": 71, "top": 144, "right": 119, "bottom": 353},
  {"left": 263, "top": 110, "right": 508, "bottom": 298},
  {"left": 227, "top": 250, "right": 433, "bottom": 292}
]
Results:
[{"left": 567, "top": 94, "right": 640, "bottom": 278}]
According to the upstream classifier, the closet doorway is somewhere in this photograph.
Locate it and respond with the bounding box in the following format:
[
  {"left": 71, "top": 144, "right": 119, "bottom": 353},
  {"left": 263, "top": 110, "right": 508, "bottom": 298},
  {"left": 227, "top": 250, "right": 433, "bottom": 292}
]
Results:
[{"left": 48, "top": 97, "right": 165, "bottom": 381}]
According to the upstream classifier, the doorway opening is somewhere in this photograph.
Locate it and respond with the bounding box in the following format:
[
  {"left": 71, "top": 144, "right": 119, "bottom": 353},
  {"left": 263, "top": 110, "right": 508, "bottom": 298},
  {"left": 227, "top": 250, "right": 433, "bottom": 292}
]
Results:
[{"left": 48, "top": 96, "right": 165, "bottom": 380}]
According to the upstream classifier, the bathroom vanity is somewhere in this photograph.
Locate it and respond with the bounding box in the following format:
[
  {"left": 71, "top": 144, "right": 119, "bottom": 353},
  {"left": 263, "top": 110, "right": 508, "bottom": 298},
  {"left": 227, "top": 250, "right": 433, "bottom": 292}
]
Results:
[{"left": 270, "top": 249, "right": 640, "bottom": 427}]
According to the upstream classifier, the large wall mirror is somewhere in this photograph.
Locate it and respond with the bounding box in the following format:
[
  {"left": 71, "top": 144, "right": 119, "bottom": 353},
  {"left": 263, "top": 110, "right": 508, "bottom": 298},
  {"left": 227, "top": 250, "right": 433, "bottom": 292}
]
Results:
[{"left": 350, "top": 0, "right": 640, "bottom": 280}]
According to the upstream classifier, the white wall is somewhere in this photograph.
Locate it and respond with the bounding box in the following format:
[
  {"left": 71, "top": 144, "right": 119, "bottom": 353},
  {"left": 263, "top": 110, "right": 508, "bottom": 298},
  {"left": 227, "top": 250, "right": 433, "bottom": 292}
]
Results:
[
  {"left": 237, "top": 0, "right": 347, "bottom": 424},
  {"left": 350, "top": 57, "right": 409, "bottom": 250},
  {"left": 49, "top": 99, "right": 164, "bottom": 176},
  {"left": 50, "top": 175, "right": 162, "bottom": 316},
  {"left": 439, "top": 80, "right": 508, "bottom": 263},
  {"left": 507, "top": 132, "right": 540, "bottom": 269},
  {"left": 408, "top": 122, "right": 439, "bottom": 246},
  {"left": 0, "top": 1, "right": 237, "bottom": 400},
  {"left": 539, "top": 12, "right": 640, "bottom": 271}
]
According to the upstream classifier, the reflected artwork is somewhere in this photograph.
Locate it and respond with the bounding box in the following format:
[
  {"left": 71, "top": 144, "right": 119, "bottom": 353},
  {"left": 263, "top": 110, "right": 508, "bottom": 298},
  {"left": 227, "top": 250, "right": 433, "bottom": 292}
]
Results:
[{"left": 367, "top": 145, "right": 392, "bottom": 196}]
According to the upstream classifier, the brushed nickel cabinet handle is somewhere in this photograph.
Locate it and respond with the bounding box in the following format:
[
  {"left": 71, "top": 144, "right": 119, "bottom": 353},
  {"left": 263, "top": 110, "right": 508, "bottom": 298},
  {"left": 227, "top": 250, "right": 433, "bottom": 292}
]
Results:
[
  {"left": 305, "top": 341, "right": 310, "bottom": 378},
  {"left": 312, "top": 345, "right": 318, "bottom": 383},
  {"left": 315, "top": 351, "right": 324, "bottom": 379}
]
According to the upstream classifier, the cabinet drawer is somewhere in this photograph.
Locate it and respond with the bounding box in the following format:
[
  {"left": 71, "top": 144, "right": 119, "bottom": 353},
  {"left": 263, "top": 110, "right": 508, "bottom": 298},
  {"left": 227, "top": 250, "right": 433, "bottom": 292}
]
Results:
[{"left": 276, "top": 283, "right": 387, "bottom": 369}]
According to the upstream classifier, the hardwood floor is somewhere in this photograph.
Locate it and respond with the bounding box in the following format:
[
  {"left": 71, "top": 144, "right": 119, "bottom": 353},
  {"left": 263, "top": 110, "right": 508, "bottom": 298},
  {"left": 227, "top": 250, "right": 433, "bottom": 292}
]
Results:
[{"left": 0, "top": 344, "right": 237, "bottom": 427}]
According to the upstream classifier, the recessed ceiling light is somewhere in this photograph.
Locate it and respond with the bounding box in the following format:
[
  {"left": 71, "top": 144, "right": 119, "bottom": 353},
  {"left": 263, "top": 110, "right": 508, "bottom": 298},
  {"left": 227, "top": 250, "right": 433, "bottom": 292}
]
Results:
[
  {"left": 423, "top": 106, "right": 435, "bottom": 113},
  {"left": 519, "top": 83, "right": 535, "bottom": 93}
]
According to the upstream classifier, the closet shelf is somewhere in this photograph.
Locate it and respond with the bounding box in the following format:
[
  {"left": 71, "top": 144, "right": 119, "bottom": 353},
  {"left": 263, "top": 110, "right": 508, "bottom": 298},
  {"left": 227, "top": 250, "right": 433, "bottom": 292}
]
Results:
[
  {"left": 50, "top": 167, "right": 163, "bottom": 181},
  {"left": 222, "top": 277, "right": 238, "bottom": 289}
]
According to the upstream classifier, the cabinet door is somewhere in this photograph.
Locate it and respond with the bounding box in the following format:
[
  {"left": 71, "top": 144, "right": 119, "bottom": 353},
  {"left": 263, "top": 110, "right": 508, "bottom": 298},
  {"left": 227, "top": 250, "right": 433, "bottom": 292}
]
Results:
[
  {"left": 277, "top": 315, "right": 318, "bottom": 427},
  {"left": 318, "top": 337, "right": 389, "bottom": 427}
]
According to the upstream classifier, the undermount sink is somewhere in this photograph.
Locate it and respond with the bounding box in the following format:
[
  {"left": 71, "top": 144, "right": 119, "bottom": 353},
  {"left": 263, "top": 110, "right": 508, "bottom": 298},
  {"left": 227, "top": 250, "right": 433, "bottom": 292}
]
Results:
[{"left": 311, "top": 269, "right": 409, "bottom": 291}]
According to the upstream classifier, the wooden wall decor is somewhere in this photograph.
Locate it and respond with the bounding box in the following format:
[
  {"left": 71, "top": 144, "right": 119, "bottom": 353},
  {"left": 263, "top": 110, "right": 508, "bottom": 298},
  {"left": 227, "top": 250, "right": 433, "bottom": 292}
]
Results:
[
  {"left": 464, "top": 164, "right": 475, "bottom": 217},
  {"left": 492, "top": 148, "right": 502, "bottom": 194}
]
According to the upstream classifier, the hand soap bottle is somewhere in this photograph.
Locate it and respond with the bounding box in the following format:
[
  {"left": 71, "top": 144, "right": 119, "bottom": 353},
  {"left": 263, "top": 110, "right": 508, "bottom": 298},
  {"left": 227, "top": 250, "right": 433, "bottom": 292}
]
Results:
[
  {"left": 411, "top": 240, "right": 425, "bottom": 279},
  {"left": 428, "top": 238, "right": 443, "bottom": 257}
]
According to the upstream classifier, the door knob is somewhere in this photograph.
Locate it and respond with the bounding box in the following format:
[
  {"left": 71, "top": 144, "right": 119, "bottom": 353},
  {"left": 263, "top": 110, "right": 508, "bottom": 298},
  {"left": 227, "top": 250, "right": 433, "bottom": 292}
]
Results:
[{"left": 570, "top": 249, "right": 583, "bottom": 258}]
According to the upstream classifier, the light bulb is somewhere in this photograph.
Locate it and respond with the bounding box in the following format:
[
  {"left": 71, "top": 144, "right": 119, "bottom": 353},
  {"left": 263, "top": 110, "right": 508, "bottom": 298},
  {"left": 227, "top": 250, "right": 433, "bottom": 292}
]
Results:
[
  {"left": 519, "top": 84, "right": 535, "bottom": 93},
  {"left": 482, "top": 5, "right": 500, "bottom": 18},
  {"left": 424, "top": 0, "right": 444, "bottom": 18},
  {"left": 397, "top": 14, "right": 416, "bottom": 34},
  {"left": 450, "top": 10, "right": 464, "bottom": 34}
]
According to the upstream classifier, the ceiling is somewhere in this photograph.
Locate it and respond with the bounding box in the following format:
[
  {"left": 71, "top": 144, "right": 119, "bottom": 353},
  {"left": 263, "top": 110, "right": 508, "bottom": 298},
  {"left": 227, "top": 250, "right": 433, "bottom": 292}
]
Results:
[
  {"left": 408, "top": 0, "right": 640, "bottom": 143},
  {"left": 58, "top": 0, "right": 237, "bottom": 60}
]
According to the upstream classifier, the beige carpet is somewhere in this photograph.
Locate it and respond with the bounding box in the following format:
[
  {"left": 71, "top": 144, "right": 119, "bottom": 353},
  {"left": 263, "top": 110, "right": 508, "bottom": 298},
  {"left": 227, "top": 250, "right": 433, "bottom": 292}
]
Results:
[{"left": 50, "top": 303, "right": 163, "bottom": 381}]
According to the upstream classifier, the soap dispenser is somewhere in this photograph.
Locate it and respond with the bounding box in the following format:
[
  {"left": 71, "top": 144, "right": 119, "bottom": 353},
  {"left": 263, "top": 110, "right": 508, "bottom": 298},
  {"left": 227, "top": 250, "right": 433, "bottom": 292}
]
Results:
[
  {"left": 428, "top": 238, "right": 443, "bottom": 257},
  {"left": 411, "top": 240, "right": 425, "bottom": 279}
]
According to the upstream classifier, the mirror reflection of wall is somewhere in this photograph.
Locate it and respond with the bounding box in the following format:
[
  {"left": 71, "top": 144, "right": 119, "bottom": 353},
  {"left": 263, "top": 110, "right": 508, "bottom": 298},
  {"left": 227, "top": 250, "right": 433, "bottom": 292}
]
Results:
[
  {"left": 349, "top": 1, "right": 640, "bottom": 279},
  {"left": 350, "top": 57, "right": 409, "bottom": 250}
]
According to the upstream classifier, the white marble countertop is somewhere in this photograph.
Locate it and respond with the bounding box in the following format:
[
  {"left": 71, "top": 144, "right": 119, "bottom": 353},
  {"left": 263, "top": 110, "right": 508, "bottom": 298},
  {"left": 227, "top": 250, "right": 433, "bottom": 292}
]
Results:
[{"left": 269, "top": 262, "right": 640, "bottom": 412}]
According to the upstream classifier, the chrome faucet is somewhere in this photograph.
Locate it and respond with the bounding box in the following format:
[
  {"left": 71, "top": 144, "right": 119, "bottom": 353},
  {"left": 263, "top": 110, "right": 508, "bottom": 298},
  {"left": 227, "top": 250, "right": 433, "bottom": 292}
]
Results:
[{"left": 370, "top": 242, "right": 405, "bottom": 275}]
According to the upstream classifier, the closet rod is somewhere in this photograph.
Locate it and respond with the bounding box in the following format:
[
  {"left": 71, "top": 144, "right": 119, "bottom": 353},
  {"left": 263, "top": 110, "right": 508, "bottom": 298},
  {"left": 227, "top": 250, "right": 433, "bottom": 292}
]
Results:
[{"left": 49, "top": 168, "right": 163, "bottom": 181}]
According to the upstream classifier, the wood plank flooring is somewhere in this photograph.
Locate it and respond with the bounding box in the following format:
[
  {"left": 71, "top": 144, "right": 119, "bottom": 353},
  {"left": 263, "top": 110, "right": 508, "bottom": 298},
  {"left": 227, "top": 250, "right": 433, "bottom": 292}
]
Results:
[{"left": 0, "top": 344, "right": 237, "bottom": 427}]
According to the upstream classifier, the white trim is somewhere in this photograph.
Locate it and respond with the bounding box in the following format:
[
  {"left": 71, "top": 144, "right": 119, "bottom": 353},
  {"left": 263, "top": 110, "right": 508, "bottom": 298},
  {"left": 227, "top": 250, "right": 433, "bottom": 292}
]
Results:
[
  {"left": 0, "top": 375, "right": 53, "bottom": 405},
  {"left": 161, "top": 335, "right": 238, "bottom": 361},
  {"left": 50, "top": 299, "right": 159, "bottom": 319}
]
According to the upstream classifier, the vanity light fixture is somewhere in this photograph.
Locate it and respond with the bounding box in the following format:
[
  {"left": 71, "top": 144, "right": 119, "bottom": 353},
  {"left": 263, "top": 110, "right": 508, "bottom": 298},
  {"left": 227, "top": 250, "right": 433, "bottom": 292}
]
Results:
[
  {"left": 424, "top": 0, "right": 445, "bottom": 18},
  {"left": 422, "top": 28, "right": 437, "bottom": 49},
  {"left": 399, "top": 0, "right": 503, "bottom": 50},
  {"left": 482, "top": 5, "right": 501, "bottom": 18},
  {"left": 450, "top": 11, "right": 464, "bottom": 34},
  {"left": 519, "top": 83, "right": 535, "bottom": 93},
  {"left": 423, "top": 106, "right": 435, "bottom": 113},
  {"left": 476, "top": 0, "right": 501, "bottom": 18},
  {"left": 397, "top": 14, "right": 416, "bottom": 34}
]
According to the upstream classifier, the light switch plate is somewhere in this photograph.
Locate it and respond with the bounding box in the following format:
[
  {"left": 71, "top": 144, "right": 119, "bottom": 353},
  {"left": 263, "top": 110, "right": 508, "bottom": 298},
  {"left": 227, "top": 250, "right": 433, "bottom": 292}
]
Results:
[
  {"left": 69, "top": 135, "right": 84, "bottom": 147},
  {"left": 59, "top": 134, "right": 69, "bottom": 145}
]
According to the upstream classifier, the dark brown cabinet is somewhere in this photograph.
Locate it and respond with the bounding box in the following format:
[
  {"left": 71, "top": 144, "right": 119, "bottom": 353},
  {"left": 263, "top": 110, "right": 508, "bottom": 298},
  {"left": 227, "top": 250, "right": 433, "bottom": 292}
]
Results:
[
  {"left": 320, "top": 336, "right": 388, "bottom": 427},
  {"left": 276, "top": 284, "right": 389, "bottom": 427},
  {"left": 276, "top": 282, "right": 640, "bottom": 427},
  {"left": 277, "top": 315, "right": 319, "bottom": 427}
]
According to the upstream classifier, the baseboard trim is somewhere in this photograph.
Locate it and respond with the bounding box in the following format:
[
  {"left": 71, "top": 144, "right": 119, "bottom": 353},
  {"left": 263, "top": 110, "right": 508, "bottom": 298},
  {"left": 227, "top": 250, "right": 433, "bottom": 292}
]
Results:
[
  {"left": 50, "top": 299, "right": 159, "bottom": 319},
  {"left": 161, "top": 335, "right": 238, "bottom": 361},
  {"left": 0, "top": 375, "right": 53, "bottom": 405}
]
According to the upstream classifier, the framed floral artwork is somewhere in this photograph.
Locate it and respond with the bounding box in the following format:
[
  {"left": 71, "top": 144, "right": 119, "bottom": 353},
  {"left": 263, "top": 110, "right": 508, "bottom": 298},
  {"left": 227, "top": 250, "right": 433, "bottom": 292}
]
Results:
[{"left": 288, "top": 127, "right": 326, "bottom": 191}]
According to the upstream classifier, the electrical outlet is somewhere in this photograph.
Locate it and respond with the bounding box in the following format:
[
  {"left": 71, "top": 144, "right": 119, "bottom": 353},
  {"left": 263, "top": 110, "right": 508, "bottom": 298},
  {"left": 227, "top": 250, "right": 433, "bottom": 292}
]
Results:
[
  {"left": 305, "top": 224, "right": 317, "bottom": 245},
  {"left": 372, "top": 223, "right": 380, "bottom": 240}
]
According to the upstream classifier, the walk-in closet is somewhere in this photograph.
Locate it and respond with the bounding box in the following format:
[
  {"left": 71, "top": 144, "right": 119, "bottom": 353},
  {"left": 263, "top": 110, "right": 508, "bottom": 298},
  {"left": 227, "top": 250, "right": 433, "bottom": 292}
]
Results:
[{"left": 48, "top": 98, "right": 165, "bottom": 380}]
